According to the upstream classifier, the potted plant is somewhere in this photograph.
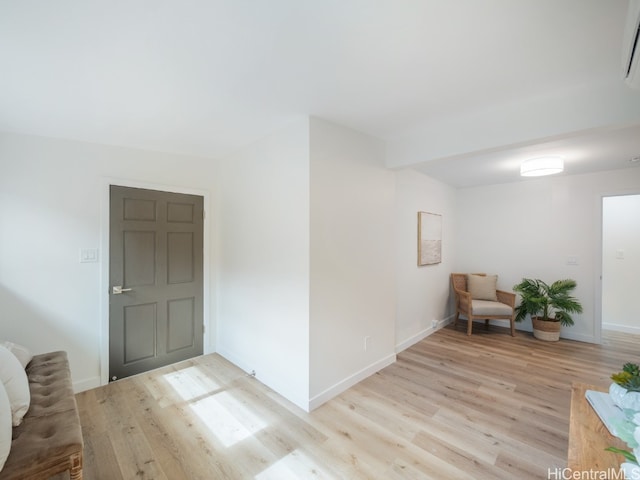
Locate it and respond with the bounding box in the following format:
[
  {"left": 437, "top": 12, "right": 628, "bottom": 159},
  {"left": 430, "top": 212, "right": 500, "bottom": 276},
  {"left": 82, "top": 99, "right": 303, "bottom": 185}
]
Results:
[
  {"left": 513, "top": 278, "right": 583, "bottom": 341},
  {"left": 610, "top": 363, "right": 640, "bottom": 411},
  {"left": 605, "top": 363, "right": 640, "bottom": 476}
]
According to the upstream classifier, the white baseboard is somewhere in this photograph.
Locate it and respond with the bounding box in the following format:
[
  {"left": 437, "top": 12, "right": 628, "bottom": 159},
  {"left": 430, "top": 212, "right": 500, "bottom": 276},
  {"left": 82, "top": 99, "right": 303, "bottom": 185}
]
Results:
[
  {"left": 216, "top": 347, "right": 253, "bottom": 377},
  {"left": 460, "top": 319, "right": 598, "bottom": 344},
  {"left": 73, "top": 376, "right": 101, "bottom": 393},
  {"left": 603, "top": 323, "right": 640, "bottom": 335},
  {"left": 558, "top": 331, "right": 597, "bottom": 344},
  {"left": 219, "top": 347, "right": 399, "bottom": 412},
  {"left": 308, "top": 353, "right": 396, "bottom": 411},
  {"left": 395, "top": 315, "right": 454, "bottom": 353},
  {"left": 217, "top": 347, "right": 310, "bottom": 412},
  {"left": 395, "top": 327, "right": 433, "bottom": 353}
]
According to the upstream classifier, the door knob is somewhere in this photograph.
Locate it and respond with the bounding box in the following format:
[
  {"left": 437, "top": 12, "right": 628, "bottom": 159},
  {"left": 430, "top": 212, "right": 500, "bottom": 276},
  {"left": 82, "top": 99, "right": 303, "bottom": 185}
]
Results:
[{"left": 112, "top": 285, "right": 133, "bottom": 294}]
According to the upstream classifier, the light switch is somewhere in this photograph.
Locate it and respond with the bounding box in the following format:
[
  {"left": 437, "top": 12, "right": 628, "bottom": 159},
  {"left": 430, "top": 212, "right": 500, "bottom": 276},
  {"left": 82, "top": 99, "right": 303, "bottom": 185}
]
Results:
[
  {"left": 616, "top": 249, "right": 625, "bottom": 260},
  {"left": 80, "top": 248, "right": 99, "bottom": 263},
  {"left": 567, "top": 256, "right": 579, "bottom": 266}
]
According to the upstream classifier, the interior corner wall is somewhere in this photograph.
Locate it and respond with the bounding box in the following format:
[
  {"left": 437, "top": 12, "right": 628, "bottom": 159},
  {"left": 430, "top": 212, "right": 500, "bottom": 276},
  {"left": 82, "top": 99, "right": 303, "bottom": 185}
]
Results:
[
  {"left": 308, "top": 118, "right": 396, "bottom": 409},
  {"left": 455, "top": 167, "right": 640, "bottom": 343},
  {"left": 394, "top": 169, "right": 457, "bottom": 351},
  {"left": 0, "top": 131, "right": 217, "bottom": 392},
  {"left": 602, "top": 194, "right": 640, "bottom": 333},
  {"left": 216, "top": 119, "right": 311, "bottom": 411}
]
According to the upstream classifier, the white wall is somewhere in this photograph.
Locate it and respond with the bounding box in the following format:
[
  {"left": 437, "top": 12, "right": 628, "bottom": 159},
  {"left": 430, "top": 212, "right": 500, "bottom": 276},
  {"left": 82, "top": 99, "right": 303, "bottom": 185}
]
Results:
[
  {"left": 0, "top": 132, "right": 216, "bottom": 391},
  {"left": 217, "top": 117, "right": 397, "bottom": 411},
  {"left": 8, "top": 119, "right": 634, "bottom": 411},
  {"left": 602, "top": 194, "right": 640, "bottom": 333},
  {"left": 455, "top": 167, "right": 640, "bottom": 342},
  {"left": 216, "top": 119, "right": 311, "bottom": 410},
  {"left": 308, "top": 118, "right": 396, "bottom": 408},
  {"left": 386, "top": 78, "right": 640, "bottom": 168},
  {"left": 394, "top": 169, "right": 457, "bottom": 350}
]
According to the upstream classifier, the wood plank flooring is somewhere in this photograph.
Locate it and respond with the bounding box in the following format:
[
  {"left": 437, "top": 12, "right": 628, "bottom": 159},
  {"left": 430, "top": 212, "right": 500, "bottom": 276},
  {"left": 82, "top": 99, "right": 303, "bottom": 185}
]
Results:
[{"left": 72, "top": 325, "right": 640, "bottom": 479}]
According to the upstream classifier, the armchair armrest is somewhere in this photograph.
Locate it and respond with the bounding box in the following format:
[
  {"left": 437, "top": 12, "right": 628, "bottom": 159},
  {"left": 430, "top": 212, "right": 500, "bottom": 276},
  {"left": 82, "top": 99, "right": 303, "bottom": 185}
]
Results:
[
  {"left": 453, "top": 287, "right": 472, "bottom": 312},
  {"left": 496, "top": 289, "right": 516, "bottom": 307}
]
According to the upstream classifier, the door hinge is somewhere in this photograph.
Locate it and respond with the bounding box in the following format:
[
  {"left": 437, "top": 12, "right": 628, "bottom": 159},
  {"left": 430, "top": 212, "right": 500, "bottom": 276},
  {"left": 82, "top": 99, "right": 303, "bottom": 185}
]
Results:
[
  {"left": 203, "top": 324, "right": 206, "bottom": 333},
  {"left": 203, "top": 210, "right": 206, "bottom": 220}
]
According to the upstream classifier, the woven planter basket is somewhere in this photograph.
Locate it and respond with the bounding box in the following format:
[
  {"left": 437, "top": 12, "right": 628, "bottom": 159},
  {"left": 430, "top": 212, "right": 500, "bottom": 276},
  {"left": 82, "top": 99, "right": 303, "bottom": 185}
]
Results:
[{"left": 532, "top": 317, "right": 561, "bottom": 341}]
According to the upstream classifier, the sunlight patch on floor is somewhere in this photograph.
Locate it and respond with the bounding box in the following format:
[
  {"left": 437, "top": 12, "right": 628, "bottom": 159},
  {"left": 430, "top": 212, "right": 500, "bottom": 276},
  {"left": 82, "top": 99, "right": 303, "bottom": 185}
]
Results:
[
  {"left": 254, "top": 449, "right": 332, "bottom": 480},
  {"left": 162, "top": 366, "right": 220, "bottom": 401},
  {"left": 190, "top": 391, "right": 267, "bottom": 447}
]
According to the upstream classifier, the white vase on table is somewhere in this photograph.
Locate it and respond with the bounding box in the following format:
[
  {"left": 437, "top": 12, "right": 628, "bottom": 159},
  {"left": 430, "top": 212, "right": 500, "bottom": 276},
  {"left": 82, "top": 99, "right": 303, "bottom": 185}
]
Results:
[
  {"left": 610, "top": 383, "right": 640, "bottom": 411},
  {"left": 621, "top": 462, "right": 640, "bottom": 479}
]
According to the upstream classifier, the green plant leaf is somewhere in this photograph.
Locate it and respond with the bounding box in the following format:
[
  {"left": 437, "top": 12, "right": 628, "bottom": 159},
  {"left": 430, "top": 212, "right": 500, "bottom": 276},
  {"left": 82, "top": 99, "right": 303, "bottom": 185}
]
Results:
[
  {"left": 624, "top": 363, "right": 640, "bottom": 377},
  {"left": 605, "top": 446, "right": 637, "bottom": 463},
  {"left": 513, "top": 277, "right": 583, "bottom": 325},
  {"left": 611, "top": 364, "right": 640, "bottom": 392}
]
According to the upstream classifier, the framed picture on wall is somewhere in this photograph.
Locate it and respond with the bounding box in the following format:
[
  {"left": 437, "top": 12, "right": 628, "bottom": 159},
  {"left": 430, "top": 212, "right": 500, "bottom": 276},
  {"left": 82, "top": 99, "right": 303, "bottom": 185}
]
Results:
[{"left": 418, "top": 211, "right": 442, "bottom": 266}]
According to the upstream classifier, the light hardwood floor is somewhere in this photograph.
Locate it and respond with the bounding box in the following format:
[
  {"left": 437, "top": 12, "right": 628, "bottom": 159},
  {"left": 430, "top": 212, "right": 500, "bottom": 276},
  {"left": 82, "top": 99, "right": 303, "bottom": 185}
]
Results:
[{"left": 72, "top": 325, "right": 639, "bottom": 479}]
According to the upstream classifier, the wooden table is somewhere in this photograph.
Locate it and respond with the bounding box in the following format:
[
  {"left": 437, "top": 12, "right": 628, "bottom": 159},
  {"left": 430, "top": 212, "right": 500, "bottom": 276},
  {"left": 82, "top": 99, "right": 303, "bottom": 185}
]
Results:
[{"left": 567, "top": 382, "right": 628, "bottom": 474}]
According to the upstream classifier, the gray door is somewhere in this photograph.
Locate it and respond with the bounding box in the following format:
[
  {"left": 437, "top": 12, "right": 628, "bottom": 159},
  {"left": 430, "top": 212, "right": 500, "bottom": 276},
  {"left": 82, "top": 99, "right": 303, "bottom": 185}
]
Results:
[{"left": 109, "top": 185, "right": 204, "bottom": 381}]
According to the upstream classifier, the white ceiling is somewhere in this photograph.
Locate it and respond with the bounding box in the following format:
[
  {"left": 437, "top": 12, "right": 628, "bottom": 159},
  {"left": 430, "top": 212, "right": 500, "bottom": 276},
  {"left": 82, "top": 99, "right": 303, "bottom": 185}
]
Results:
[
  {"left": 1, "top": 0, "right": 639, "bottom": 187},
  {"left": 412, "top": 124, "right": 640, "bottom": 187}
]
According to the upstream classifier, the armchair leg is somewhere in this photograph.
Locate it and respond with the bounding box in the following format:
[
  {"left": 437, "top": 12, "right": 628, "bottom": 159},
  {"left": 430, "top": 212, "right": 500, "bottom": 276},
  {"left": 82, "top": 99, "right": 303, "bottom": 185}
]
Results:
[{"left": 467, "top": 318, "right": 473, "bottom": 335}]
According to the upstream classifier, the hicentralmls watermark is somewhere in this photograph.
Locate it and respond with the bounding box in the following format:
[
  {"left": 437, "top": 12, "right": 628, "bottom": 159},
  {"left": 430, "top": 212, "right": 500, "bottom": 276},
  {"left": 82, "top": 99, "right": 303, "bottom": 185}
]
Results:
[{"left": 547, "top": 467, "right": 639, "bottom": 480}]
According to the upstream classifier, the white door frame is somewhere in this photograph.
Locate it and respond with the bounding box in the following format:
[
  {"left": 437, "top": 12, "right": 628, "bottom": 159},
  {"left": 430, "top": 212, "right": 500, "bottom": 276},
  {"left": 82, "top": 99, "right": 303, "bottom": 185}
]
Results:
[
  {"left": 99, "top": 177, "right": 212, "bottom": 386},
  {"left": 595, "top": 187, "right": 640, "bottom": 344}
]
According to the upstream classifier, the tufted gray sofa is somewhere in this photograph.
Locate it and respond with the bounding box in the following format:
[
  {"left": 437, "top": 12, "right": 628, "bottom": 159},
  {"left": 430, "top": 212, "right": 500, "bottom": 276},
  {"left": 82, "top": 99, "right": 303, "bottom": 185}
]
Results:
[{"left": 1, "top": 351, "right": 83, "bottom": 480}]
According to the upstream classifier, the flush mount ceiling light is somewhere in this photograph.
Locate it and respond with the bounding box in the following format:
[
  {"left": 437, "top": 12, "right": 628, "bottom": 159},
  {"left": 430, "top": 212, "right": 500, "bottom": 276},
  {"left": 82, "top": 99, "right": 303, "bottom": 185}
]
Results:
[{"left": 520, "top": 156, "right": 564, "bottom": 177}]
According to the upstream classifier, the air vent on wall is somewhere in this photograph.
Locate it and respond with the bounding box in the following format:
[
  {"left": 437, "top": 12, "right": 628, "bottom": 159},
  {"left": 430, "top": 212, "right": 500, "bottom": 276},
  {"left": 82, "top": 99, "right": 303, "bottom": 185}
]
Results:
[{"left": 623, "top": 0, "right": 640, "bottom": 88}]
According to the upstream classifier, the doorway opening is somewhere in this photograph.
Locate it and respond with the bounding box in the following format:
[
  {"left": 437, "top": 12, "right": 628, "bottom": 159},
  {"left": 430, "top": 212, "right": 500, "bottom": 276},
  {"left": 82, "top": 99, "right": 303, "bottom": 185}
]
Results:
[{"left": 601, "top": 194, "right": 640, "bottom": 335}]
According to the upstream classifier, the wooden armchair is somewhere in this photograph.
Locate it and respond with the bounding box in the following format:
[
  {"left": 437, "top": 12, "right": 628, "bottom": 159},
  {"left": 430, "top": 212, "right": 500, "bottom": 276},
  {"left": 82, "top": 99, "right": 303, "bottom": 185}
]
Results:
[{"left": 451, "top": 273, "right": 516, "bottom": 336}]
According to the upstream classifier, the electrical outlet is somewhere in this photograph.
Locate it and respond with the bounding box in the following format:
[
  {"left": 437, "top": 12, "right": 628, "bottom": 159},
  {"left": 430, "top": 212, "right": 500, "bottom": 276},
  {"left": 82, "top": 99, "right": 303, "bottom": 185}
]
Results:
[
  {"left": 432, "top": 319, "right": 438, "bottom": 329},
  {"left": 364, "top": 336, "right": 371, "bottom": 351}
]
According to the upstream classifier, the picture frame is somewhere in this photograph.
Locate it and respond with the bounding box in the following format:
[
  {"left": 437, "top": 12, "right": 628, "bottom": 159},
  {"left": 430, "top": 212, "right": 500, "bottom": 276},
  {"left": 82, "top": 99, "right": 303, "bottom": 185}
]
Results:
[{"left": 418, "top": 211, "right": 442, "bottom": 266}]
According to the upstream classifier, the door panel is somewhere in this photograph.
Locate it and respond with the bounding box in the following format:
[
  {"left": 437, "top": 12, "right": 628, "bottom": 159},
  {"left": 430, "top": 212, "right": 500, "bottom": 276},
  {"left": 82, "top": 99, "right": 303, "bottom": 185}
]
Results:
[
  {"left": 110, "top": 185, "right": 204, "bottom": 381},
  {"left": 167, "top": 297, "right": 195, "bottom": 352},
  {"left": 167, "top": 202, "right": 194, "bottom": 223},
  {"left": 124, "top": 303, "right": 157, "bottom": 364},
  {"left": 124, "top": 231, "right": 156, "bottom": 286},
  {"left": 167, "top": 232, "right": 194, "bottom": 284},
  {"left": 124, "top": 198, "right": 157, "bottom": 221}
]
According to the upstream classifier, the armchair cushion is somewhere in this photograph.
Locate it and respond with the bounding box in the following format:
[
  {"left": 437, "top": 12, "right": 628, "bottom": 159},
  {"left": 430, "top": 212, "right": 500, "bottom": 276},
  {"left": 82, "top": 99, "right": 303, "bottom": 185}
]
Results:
[
  {"left": 471, "top": 300, "right": 514, "bottom": 316},
  {"left": 467, "top": 274, "right": 498, "bottom": 301}
]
